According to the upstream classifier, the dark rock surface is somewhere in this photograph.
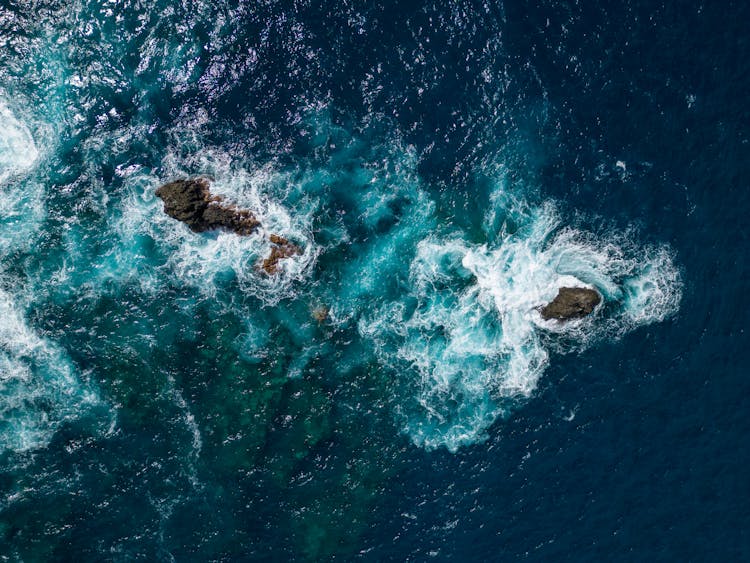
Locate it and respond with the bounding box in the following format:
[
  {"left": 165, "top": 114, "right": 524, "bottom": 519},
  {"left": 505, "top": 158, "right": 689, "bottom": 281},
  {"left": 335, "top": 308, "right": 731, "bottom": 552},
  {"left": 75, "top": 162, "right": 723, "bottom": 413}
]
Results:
[
  {"left": 540, "top": 287, "right": 601, "bottom": 320},
  {"left": 155, "top": 178, "right": 260, "bottom": 235},
  {"left": 261, "top": 234, "right": 302, "bottom": 275},
  {"left": 156, "top": 178, "right": 305, "bottom": 274}
]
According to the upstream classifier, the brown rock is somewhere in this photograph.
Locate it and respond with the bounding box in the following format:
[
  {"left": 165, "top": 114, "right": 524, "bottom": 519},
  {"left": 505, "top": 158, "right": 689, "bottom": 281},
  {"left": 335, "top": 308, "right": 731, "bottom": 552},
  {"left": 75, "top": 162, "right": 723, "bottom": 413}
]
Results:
[
  {"left": 155, "top": 178, "right": 260, "bottom": 235},
  {"left": 156, "top": 178, "right": 304, "bottom": 275},
  {"left": 201, "top": 204, "right": 260, "bottom": 236},
  {"left": 540, "top": 287, "right": 601, "bottom": 321},
  {"left": 155, "top": 178, "right": 212, "bottom": 232},
  {"left": 311, "top": 306, "right": 329, "bottom": 323},
  {"left": 260, "top": 235, "right": 302, "bottom": 274}
]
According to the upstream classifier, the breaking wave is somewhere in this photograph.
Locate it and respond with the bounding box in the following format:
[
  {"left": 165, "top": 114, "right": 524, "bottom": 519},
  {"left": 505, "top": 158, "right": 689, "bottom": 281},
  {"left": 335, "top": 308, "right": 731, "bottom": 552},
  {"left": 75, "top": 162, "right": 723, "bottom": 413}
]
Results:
[
  {"left": 0, "top": 101, "right": 39, "bottom": 184},
  {"left": 0, "top": 101, "right": 46, "bottom": 254},
  {"left": 110, "top": 155, "right": 319, "bottom": 303},
  {"left": 359, "top": 179, "right": 682, "bottom": 451}
]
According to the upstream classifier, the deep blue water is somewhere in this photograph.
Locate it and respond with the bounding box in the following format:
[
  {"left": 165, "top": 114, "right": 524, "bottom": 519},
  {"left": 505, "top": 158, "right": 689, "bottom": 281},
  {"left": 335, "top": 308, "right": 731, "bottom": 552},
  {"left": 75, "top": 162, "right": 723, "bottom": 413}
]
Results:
[{"left": 0, "top": 0, "right": 748, "bottom": 560}]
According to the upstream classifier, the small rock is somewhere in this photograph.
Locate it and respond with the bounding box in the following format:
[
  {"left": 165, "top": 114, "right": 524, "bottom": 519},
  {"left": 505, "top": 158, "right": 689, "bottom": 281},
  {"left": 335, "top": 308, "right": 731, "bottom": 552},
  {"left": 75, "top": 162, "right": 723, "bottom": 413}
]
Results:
[
  {"left": 540, "top": 287, "right": 601, "bottom": 321},
  {"left": 311, "top": 306, "right": 329, "bottom": 323},
  {"left": 261, "top": 235, "right": 302, "bottom": 274}
]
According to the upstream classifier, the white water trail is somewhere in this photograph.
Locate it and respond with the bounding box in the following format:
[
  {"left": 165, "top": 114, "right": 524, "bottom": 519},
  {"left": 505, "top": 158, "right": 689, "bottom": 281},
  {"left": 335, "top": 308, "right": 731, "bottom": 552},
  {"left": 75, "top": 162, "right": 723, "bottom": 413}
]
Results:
[{"left": 0, "top": 287, "right": 105, "bottom": 453}]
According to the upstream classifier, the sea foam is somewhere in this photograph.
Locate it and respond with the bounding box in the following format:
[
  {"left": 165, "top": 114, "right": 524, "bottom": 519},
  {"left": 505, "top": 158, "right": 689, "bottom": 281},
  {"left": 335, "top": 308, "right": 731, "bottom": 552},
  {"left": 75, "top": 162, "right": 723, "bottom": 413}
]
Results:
[
  {"left": 0, "top": 288, "right": 106, "bottom": 453},
  {"left": 360, "top": 180, "right": 683, "bottom": 452},
  {"left": 0, "top": 102, "right": 45, "bottom": 254},
  {"left": 0, "top": 101, "right": 39, "bottom": 184},
  {"left": 104, "top": 154, "right": 319, "bottom": 304}
]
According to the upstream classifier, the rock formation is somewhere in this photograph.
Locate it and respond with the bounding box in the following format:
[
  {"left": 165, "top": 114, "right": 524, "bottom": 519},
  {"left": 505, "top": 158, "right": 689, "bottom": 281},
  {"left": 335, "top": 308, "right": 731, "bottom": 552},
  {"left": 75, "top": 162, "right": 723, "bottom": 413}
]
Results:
[
  {"left": 155, "top": 177, "right": 260, "bottom": 235},
  {"left": 156, "top": 178, "right": 301, "bottom": 274},
  {"left": 540, "top": 287, "right": 601, "bottom": 321}
]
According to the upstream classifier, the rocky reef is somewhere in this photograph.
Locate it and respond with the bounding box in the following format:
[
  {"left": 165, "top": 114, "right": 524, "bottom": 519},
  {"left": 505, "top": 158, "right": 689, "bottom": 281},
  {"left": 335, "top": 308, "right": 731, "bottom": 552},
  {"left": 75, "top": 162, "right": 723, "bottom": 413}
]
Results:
[
  {"left": 261, "top": 234, "right": 302, "bottom": 275},
  {"left": 155, "top": 177, "right": 261, "bottom": 235},
  {"left": 540, "top": 287, "right": 601, "bottom": 320},
  {"left": 156, "top": 177, "right": 301, "bottom": 274}
]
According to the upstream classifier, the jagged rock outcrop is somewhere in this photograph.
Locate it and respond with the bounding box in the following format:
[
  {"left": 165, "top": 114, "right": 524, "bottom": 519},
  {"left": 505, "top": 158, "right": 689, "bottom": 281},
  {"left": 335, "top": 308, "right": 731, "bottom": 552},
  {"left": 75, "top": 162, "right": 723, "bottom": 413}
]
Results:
[
  {"left": 540, "top": 287, "right": 601, "bottom": 321},
  {"left": 156, "top": 178, "right": 302, "bottom": 274},
  {"left": 261, "top": 234, "right": 302, "bottom": 275},
  {"left": 155, "top": 178, "right": 260, "bottom": 235}
]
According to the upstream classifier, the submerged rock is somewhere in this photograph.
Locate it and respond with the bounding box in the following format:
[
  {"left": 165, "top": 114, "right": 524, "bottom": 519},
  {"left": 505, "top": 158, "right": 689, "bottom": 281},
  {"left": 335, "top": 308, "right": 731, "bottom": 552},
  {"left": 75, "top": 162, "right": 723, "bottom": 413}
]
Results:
[
  {"left": 155, "top": 177, "right": 260, "bottom": 235},
  {"left": 540, "top": 287, "right": 601, "bottom": 320},
  {"left": 261, "top": 234, "right": 302, "bottom": 275},
  {"left": 311, "top": 305, "right": 329, "bottom": 324}
]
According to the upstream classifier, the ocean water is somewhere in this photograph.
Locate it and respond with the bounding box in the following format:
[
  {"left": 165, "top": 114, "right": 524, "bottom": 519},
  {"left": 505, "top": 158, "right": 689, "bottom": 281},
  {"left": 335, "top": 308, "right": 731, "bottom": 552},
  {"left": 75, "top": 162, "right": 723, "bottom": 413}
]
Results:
[{"left": 0, "top": 0, "right": 748, "bottom": 560}]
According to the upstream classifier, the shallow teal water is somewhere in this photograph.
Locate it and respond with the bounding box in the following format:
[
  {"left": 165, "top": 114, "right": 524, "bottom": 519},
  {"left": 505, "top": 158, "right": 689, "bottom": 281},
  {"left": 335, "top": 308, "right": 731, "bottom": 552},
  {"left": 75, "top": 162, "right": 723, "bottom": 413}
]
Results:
[{"left": 0, "top": 103, "right": 679, "bottom": 455}]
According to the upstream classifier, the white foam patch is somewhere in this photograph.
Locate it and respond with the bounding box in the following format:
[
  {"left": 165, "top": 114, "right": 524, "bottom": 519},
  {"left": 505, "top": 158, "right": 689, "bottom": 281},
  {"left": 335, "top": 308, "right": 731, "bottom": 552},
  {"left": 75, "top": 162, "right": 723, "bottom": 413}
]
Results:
[
  {"left": 0, "top": 102, "right": 46, "bottom": 254},
  {"left": 0, "top": 101, "right": 39, "bottom": 185},
  {"left": 0, "top": 287, "right": 105, "bottom": 453},
  {"left": 621, "top": 245, "right": 683, "bottom": 325},
  {"left": 360, "top": 191, "right": 682, "bottom": 452},
  {"left": 104, "top": 156, "right": 319, "bottom": 303}
]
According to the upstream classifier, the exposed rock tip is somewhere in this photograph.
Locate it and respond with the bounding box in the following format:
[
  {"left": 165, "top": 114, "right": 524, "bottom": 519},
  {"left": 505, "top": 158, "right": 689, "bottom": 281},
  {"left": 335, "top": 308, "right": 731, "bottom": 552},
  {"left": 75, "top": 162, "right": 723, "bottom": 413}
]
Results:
[
  {"left": 261, "top": 235, "right": 302, "bottom": 275},
  {"left": 155, "top": 177, "right": 260, "bottom": 236},
  {"left": 540, "top": 287, "right": 601, "bottom": 321}
]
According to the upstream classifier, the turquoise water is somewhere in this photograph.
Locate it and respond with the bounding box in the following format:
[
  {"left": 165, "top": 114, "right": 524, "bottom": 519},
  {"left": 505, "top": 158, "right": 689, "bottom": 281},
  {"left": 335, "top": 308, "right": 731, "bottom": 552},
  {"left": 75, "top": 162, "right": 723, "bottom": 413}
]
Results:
[
  {"left": 0, "top": 102, "right": 680, "bottom": 453},
  {"left": 2, "top": 0, "right": 745, "bottom": 560}
]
